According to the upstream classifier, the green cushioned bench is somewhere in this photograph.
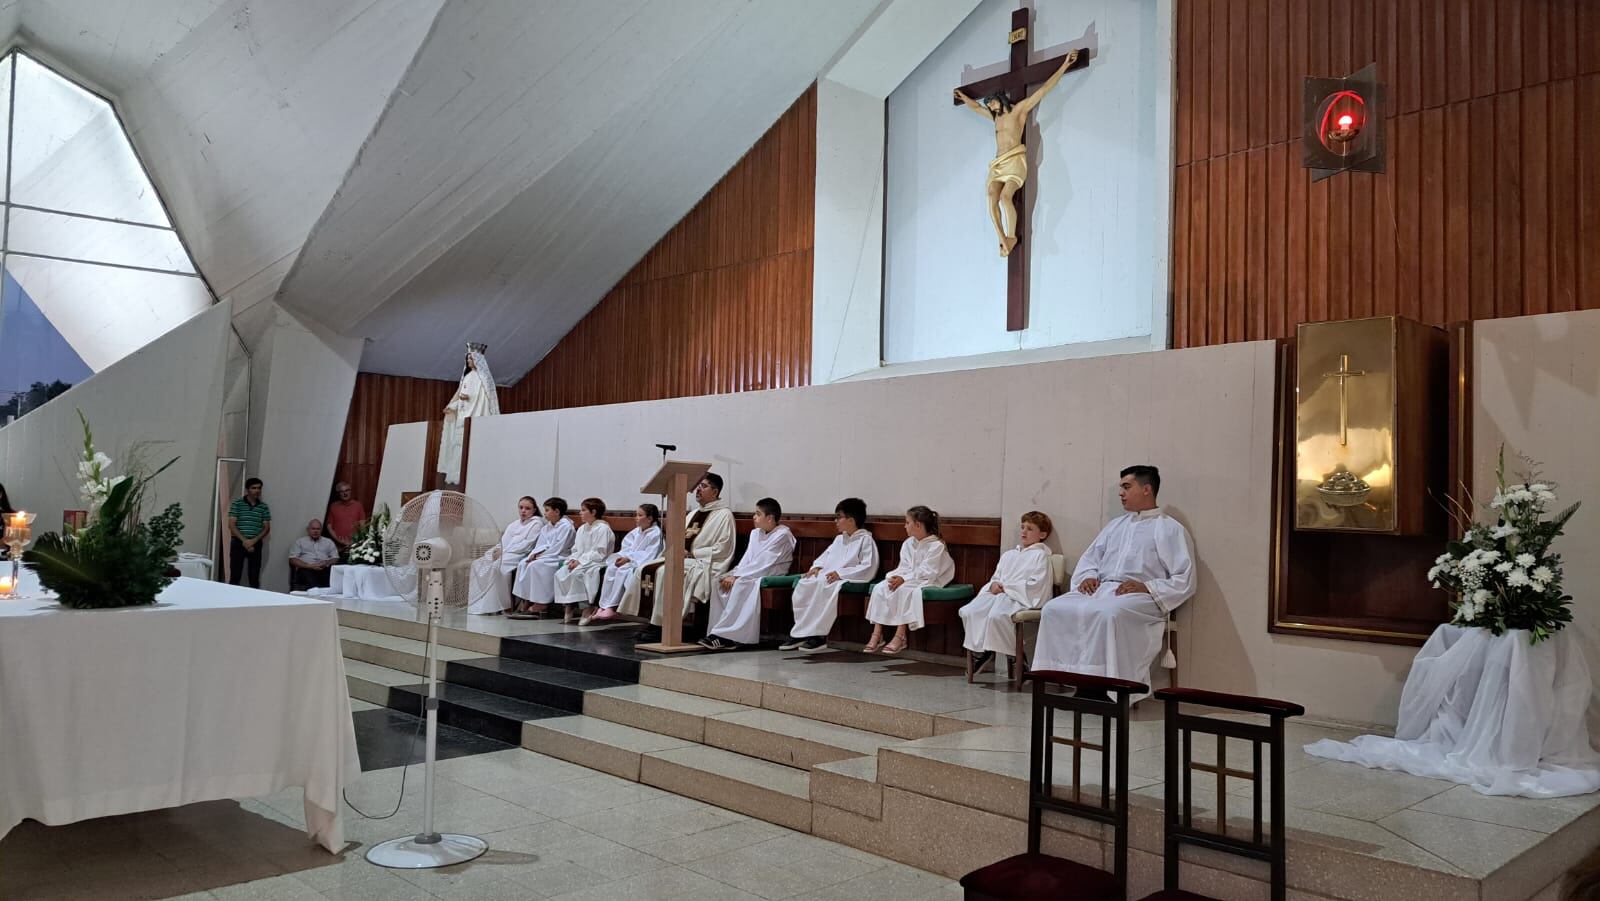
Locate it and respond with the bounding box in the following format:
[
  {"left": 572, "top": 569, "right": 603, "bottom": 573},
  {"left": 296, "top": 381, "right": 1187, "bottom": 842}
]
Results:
[{"left": 761, "top": 577, "right": 975, "bottom": 626}]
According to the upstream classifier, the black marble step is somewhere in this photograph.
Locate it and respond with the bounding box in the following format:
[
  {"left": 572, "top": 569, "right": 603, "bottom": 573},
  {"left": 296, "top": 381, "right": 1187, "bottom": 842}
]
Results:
[
  {"left": 381, "top": 681, "right": 568, "bottom": 746},
  {"left": 351, "top": 707, "right": 513, "bottom": 772},
  {"left": 443, "top": 656, "right": 629, "bottom": 713},
  {"left": 497, "top": 627, "right": 685, "bottom": 682}
]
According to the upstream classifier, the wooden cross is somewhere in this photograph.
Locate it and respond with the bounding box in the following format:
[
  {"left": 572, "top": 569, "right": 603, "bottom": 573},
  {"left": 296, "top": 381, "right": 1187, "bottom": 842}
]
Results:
[
  {"left": 954, "top": 7, "right": 1089, "bottom": 331},
  {"left": 1321, "top": 353, "right": 1366, "bottom": 446}
]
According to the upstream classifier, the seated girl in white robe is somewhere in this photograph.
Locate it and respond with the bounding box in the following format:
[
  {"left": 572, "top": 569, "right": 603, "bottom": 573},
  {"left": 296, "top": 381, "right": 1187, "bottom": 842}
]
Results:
[
  {"left": 780, "top": 497, "right": 878, "bottom": 653},
  {"left": 552, "top": 497, "right": 614, "bottom": 623},
  {"left": 864, "top": 506, "right": 955, "bottom": 655},
  {"left": 468, "top": 496, "right": 543, "bottom": 614},
  {"left": 584, "top": 504, "right": 663, "bottom": 625},
  {"left": 958, "top": 510, "right": 1054, "bottom": 674},
  {"left": 702, "top": 497, "right": 797, "bottom": 650},
  {"left": 509, "top": 497, "right": 575, "bottom": 618}
]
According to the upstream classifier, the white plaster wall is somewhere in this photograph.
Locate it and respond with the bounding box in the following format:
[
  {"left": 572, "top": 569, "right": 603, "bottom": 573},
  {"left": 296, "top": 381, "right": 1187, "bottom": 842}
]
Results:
[
  {"left": 883, "top": 0, "right": 1174, "bottom": 363},
  {"left": 370, "top": 339, "right": 1442, "bottom": 726},
  {"left": 812, "top": 78, "right": 886, "bottom": 383},
  {"left": 0, "top": 301, "right": 231, "bottom": 554},
  {"left": 371, "top": 422, "right": 431, "bottom": 520},
  {"left": 1473, "top": 309, "right": 1600, "bottom": 740}
]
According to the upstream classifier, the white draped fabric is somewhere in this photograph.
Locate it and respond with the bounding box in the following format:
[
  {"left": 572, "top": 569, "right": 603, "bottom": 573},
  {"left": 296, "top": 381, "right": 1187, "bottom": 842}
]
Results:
[
  {"left": 865, "top": 536, "right": 955, "bottom": 630},
  {"left": 0, "top": 574, "right": 358, "bottom": 853},
  {"left": 468, "top": 516, "right": 543, "bottom": 614},
  {"left": 307, "top": 564, "right": 413, "bottom": 603},
  {"left": 554, "top": 521, "right": 616, "bottom": 606},
  {"left": 1305, "top": 624, "right": 1600, "bottom": 798},
  {"left": 1034, "top": 508, "right": 1195, "bottom": 686},
  {"left": 790, "top": 529, "right": 880, "bottom": 639},
  {"left": 603, "top": 525, "right": 664, "bottom": 612},
  {"left": 438, "top": 349, "right": 500, "bottom": 485},
  {"left": 959, "top": 542, "right": 1053, "bottom": 656},
  {"left": 651, "top": 500, "right": 736, "bottom": 625},
  {"left": 512, "top": 517, "right": 576, "bottom": 604},
  {"left": 708, "top": 525, "right": 797, "bottom": 645}
]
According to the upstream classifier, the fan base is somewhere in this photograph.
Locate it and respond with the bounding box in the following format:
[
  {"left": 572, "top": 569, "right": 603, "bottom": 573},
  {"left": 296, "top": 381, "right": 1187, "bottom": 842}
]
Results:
[{"left": 366, "top": 834, "right": 488, "bottom": 869}]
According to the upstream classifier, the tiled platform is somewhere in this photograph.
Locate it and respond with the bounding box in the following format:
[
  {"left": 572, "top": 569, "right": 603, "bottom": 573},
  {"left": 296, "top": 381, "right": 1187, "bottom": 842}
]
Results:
[{"left": 335, "top": 598, "right": 1600, "bottom": 900}]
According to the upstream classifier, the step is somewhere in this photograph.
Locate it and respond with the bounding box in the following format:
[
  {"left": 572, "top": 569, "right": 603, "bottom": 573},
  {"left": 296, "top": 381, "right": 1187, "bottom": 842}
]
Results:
[
  {"left": 444, "top": 656, "right": 629, "bottom": 713},
  {"left": 702, "top": 707, "right": 905, "bottom": 771},
  {"left": 521, "top": 713, "right": 698, "bottom": 781},
  {"left": 640, "top": 743, "right": 813, "bottom": 833},
  {"left": 582, "top": 683, "right": 753, "bottom": 742},
  {"left": 339, "top": 626, "right": 480, "bottom": 676},
  {"left": 336, "top": 606, "right": 501, "bottom": 656},
  {"left": 386, "top": 681, "right": 569, "bottom": 746},
  {"left": 343, "top": 658, "right": 418, "bottom": 708},
  {"left": 498, "top": 629, "right": 650, "bottom": 682},
  {"left": 812, "top": 755, "right": 883, "bottom": 820}
]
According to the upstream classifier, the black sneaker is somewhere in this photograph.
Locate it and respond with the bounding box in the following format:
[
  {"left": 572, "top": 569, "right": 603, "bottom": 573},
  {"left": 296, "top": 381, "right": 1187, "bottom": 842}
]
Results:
[
  {"left": 970, "top": 650, "right": 996, "bottom": 674},
  {"left": 699, "top": 635, "right": 738, "bottom": 651},
  {"left": 636, "top": 626, "right": 662, "bottom": 644},
  {"left": 778, "top": 637, "right": 806, "bottom": 651},
  {"left": 798, "top": 637, "right": 829, "bottom": 653}
]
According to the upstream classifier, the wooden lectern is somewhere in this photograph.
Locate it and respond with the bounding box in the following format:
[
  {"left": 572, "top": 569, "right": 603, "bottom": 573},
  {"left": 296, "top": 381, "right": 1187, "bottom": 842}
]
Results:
[{"left": 635, "top": 459, "right": 712, "bottom": 654}]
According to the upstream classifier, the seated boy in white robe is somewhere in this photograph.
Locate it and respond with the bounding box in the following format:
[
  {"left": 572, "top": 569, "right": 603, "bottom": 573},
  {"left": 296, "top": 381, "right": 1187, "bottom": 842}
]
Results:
[
  {"left": 959, "top": 510, "right": 1054, "bottom": 675},
  {"left": 780, "top": 497, "right": 878, "bottom": 653},
  {"left": 702, "top": 497, "right": 796, "bottom": 650},
  {"left": 583, "top": 504, "right": 663, "bottom": 625},
  {"left": 865, "top": 506, "right": 955, "bottom": 655},
  {"left": 553, "top": 497, "right": 614, "bottom": 624},
  {"left": 639, "top": 473, "right": 735, "bottom": 643},
  {"left": 469, "top": 496, "right": 543, "bottom": 614},
  {"left": 1034, "top": 466, "right": 1195, "bottom": 697},
  {"left": 509, "top": 497, "right": 576, "bottom": 618}
]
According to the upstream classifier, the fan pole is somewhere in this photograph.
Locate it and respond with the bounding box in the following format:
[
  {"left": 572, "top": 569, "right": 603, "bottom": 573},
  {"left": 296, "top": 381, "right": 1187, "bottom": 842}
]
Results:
[{"left": 419, "top": 611, "right": 440, "bottom": 842}]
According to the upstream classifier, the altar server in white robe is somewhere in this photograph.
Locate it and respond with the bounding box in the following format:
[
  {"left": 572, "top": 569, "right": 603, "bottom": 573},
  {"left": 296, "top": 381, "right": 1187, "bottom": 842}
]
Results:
[
  {"left": 553, "top": 497, "right": 614, "bottom": 622},
  {"left": 1034, "top": 466, "right": 1196, "bottom": 693},
  {"left": 510, "top": 498, "right": 575, "bottom": 617},
  {"left": 702, "top": 498, "right": 797, "bottom": 650},
  {"left": 468, "top": 496, "right": 543, "bottom": 614},
  {"left": 780, "top": 497, "right": 878, "bottom": 653},
  {"left": 583, "top": 504, "right": 663, "bottom": 625},
  {"left": 865, "top": 506, "right": 955, "bottom": 655},
  {"left": 642, "top": 473, "right": 735, "bottom": 640},
  {"left": 960, "top": 511, "right": 1055, "bottom": 672}
]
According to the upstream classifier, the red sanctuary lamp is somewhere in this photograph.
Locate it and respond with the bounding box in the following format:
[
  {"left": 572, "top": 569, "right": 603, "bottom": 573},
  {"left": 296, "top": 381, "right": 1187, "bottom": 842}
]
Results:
[{"left": 1302, "top": 64, "right": 1384, "bottom": 181}]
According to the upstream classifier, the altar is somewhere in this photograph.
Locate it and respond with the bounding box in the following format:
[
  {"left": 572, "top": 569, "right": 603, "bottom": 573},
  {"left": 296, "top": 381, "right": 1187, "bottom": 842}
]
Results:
[
  {"left": 307, "top": 563, "right": 415, "bottom": 604},
  {"left": 0, "top": 573, "right": 358, "bottom": 853}
]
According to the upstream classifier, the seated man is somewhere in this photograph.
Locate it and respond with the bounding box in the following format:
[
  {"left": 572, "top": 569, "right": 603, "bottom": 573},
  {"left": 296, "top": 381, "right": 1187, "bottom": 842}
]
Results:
[
  {"left": 1033, "top": 465, "right": 1195, "bottom": 694},
  {"left": 289, "top": 519, "right": 340, "bottom": 591},
  {"left": 638, "top": 472, "right": 735, "bottom": 643},
  {"left": 702, "top": 497, "right": 796, "bottom": 650}
]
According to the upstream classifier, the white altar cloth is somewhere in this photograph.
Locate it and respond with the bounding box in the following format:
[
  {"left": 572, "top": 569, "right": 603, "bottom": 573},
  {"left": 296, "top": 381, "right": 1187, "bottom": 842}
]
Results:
[
  {"left": 307, "top": 564, "right": 414, "bottom": 604},
  {"left": 0, "top": 573, "right": 359, "bottom": 851},
  {"left": 174, "top": 553, "right": 213, "bottom": 580},
  {"left": 1306, "top": 624, "right": 1600, "bottom": 798}
]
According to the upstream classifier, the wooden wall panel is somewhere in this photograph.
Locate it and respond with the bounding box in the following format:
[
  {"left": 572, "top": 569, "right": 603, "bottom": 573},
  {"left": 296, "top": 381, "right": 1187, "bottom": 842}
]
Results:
[
  {"left": 1173, "top": 1, "right": 1600, "bottom": 346},
  {"left": 333, "top": 88, "right": 817, "bottom": 513}
]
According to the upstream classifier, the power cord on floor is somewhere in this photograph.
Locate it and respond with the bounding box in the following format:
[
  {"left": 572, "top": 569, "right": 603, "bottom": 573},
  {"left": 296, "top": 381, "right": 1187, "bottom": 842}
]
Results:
[{"left": 341, "top": 704, "right": 427, "bottom": 820}]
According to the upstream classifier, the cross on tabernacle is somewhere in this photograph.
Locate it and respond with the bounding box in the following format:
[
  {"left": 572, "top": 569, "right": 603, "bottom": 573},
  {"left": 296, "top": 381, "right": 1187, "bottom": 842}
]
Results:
[
  {"left": 1322, "top": 353, "right": 1366, "bottom": 446},
  {"left": 952, "top": 7, "right": 1089, "bottom": 332}
]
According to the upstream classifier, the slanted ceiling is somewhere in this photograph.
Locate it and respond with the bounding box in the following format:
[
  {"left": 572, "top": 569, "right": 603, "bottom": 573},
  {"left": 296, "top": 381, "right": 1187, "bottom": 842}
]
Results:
[{"left": 8, "top": 0, "right": 884, "bottom": 382}]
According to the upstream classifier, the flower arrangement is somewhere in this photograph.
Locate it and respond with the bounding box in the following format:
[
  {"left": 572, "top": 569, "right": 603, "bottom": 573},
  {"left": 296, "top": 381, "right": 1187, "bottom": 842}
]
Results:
[
  {"left": 24, "top": 411, "right": 184, "bottom": 609},
  {"left": 1428, "top": 447, "right": 1580, "bottom": 643},
  {"left": 347, "top": 504, "right": 391, "bottom": 565}
]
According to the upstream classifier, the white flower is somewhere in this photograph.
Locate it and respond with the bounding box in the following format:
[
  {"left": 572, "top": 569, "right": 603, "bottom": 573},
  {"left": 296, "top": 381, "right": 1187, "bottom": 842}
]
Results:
[
  {"left": 1479, "top": 549, "right": 1501, "bottom": 562},
  {"left": 1494, "top": 561, "right": 1514, "bottom": 573},
  {"left": 1537, "top": 489, "right": 1557, "bottom": 502},
  {"left": 1435, "top": 552, "right": 1453, "bottom": 565},
  {"left": 1474, "top": 589, "right": 1492, "bottom": 603},
  {"left": 1515, "top": 553, "right": 1536, "bottom": 567},
  {"left": 1529, "top": 483, "right": 1550, "bottom": 493},
  {"left": 1462, "top": 557, "right": 1485, "bottom": 572},
  {"left": 1507, "top": 568, "right": 1531, "bottom": 587},
  {"left": 1490, "top": 493, "right": 1507, "bottom": 509},
  {"left": 1532, "top": 565, "right": 1554, "bottom": 585},
  {"left": 1491, "top": 524, "right": 1517, "bottom": 539}
]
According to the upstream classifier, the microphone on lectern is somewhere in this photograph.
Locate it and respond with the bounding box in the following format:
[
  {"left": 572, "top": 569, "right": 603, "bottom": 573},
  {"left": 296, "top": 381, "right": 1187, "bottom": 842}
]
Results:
[{"left": 655, "top": 444, "right": 677, "bottom": 453}]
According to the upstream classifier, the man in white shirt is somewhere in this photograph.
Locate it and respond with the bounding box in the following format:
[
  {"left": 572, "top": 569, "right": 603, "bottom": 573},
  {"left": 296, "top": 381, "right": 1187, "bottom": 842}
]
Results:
[
  {"left": 1033, "top": 466, "right": 1196, "bottom": 697},
  {"left": 702, "top": 497, "right": 796, "bottom": 650},
  {"left": 289, "top": 519, "right": 340, "bottom": 591}
]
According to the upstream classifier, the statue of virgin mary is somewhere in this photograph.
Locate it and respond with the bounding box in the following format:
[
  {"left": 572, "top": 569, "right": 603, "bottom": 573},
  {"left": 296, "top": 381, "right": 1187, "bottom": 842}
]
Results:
[{"left": 438, "top": 343, "right": 500, "bottom": 485}]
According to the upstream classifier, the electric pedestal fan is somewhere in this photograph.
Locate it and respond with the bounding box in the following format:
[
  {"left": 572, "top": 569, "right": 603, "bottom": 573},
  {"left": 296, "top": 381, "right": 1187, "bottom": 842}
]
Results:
[{"left": 364, "top": 490, "right": 500, "bottom": 869}]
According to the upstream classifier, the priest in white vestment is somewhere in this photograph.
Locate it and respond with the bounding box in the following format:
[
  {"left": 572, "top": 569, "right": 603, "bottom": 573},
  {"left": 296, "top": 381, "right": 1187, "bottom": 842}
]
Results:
[
  {"left": 584, "top": 504, "right": 663, "bottom": 625},
  {"left": 438, "top": 345, "right": 499, "bottom": 486},
  {"left": 510, "top": 498, "right": 575, "bottom": 617},
  {"left": 960, "top": 511, "right": 1056, "bottom": 671},
  {"left": 554, "top": 498, "right": 615, "bottom": 616},
  {"left": 642, "top": 473, "right": 735, "bottom": 641},
  {"left": 702, "top": 498, "right": 797, "bottom": 650},
  {"left": 1033, "top": 466, "right": 1196, "bottom": 693},
  {"left": 781, "top": 497, "right": 879, "bottom": 653},
  {"left": 865, "top": 506, "right": 955, "bottom": 655},
  {"left": 468, "top": 496, "right": 543, "bottom": 614}
]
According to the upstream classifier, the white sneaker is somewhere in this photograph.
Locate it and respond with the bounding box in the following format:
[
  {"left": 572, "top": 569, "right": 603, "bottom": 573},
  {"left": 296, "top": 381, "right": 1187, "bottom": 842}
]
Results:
[{"left": 778, "top": 637, "right": 806, "bottom": 651}]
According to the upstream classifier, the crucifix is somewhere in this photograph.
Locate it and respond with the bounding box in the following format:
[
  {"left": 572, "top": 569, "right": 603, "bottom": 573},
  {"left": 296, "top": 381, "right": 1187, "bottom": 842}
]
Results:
[
  {"left": 952, "top": 7, "right": 1089, "bottom": 331},
  {"left": 1322, "top": 353, "right": 1366, "bottom": 446}
]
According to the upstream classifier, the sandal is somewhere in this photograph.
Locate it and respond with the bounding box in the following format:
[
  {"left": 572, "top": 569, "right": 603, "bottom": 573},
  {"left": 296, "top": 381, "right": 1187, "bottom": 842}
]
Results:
[
  {"left": 881, "top": 635, "right": 907, "bottom": 655},
  {"left": 862, "top": 634, "right": 886, "bottom": 653}
]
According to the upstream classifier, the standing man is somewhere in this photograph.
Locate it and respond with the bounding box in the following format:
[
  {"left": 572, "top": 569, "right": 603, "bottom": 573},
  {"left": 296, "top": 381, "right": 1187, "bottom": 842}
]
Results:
[
  {"left": 638, "top": 472, "right": 735, "bottom": 644},
  {"left": 289, "top": 519, "right": 339, "bottom": 590},
  {"left": 227, "top": 477, "right": 272, "bottom": 588},
  {"left": 325, "top": 481, "right": 366, "bottom": 561}
]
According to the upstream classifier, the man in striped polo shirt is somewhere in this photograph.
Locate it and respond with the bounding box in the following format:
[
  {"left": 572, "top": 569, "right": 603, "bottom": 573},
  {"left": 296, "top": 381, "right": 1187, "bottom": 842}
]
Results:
[{"left": 227, "top": 478, "right": 272, "bottom": 588}]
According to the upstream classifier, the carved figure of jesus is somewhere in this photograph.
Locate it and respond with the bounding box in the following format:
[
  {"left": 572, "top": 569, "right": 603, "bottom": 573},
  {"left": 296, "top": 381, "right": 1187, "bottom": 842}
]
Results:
[{"left": 954, "top": 48, "right": 1080, "bottom": 257}]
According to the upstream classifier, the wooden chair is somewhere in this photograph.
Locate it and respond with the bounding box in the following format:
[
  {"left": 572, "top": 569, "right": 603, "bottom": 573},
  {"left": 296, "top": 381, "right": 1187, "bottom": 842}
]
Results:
[
  {"left": 1139, "top": 687, "right": 1305, "bottom": 901},
  {"left": 959, "top": 669, "right": 1147, "bottom": 901}
]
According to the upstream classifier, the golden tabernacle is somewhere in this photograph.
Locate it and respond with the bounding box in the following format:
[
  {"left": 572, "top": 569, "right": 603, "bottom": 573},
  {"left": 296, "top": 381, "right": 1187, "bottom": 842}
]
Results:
[{"left": 1294, "top": 316, "right": 1446, "bottom": 534}]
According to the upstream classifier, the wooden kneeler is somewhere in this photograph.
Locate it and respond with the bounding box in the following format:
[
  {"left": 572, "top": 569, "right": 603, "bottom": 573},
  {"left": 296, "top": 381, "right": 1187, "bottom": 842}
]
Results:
[{"left": 635, "top": 459, "right": 712, "bottom": 654}]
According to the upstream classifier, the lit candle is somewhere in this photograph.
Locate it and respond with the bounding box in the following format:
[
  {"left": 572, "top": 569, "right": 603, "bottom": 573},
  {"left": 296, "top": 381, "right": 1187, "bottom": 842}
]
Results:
[{"left": 0, "top": 575, "right": 15, "bottom": 594}]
